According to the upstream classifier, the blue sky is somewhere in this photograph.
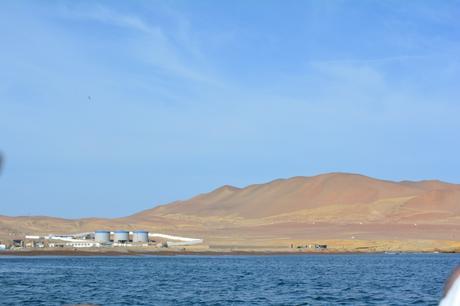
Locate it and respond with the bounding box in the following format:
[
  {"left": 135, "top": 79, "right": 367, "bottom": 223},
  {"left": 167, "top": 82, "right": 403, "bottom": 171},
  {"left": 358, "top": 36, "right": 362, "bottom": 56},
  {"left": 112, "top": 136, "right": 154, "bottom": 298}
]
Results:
[{"left": 1, "top": 1, "right": 459, "bottom": 218}]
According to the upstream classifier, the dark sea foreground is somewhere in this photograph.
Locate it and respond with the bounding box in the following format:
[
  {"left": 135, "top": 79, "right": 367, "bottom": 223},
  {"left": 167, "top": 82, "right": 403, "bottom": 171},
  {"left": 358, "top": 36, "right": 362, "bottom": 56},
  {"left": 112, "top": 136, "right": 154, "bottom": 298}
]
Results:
[{"left": 0, "top": 254, "right": 459, "bottom": 305}]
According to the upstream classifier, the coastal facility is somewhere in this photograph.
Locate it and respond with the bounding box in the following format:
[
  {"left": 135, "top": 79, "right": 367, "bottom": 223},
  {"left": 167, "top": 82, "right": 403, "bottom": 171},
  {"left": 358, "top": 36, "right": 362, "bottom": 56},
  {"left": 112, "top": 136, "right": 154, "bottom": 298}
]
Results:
[{"left": 8, "top": 230, "right": 204, "bottom": 250}]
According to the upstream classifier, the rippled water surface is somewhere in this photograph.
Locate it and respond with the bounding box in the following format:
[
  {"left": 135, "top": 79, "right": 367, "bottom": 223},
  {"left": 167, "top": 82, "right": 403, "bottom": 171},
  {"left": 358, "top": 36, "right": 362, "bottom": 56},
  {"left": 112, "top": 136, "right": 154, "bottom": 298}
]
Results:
[{"left": 1, "top": 254, "right": 459, "bottom": 305}]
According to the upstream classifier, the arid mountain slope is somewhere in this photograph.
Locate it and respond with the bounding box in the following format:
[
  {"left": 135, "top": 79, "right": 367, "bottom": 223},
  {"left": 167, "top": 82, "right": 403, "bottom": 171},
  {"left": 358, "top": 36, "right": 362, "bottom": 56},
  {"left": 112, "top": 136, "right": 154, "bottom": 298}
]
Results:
[
  {"left": 1, "top": 173, "right": 460, "bottom": 248},
  {"left": 136, "top": 173, "right": 460, "bottom": 224}
]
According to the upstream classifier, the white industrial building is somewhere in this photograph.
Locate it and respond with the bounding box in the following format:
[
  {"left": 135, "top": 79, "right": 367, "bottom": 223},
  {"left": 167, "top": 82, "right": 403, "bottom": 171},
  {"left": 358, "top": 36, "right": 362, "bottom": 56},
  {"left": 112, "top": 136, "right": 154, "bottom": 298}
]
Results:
[{"left": 23, "top": 230, "right": 203, "bottom": 249}]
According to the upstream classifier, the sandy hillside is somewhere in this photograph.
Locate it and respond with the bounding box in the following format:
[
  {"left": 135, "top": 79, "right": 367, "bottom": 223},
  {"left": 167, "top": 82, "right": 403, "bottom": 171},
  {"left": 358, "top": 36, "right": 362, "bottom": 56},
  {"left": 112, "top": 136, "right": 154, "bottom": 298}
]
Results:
[
  {"left": 134, "top": 173, "right": 460, "bottom": 228},
  {"left": 1, "top": 173, "right": 460, "bottom": 251}
]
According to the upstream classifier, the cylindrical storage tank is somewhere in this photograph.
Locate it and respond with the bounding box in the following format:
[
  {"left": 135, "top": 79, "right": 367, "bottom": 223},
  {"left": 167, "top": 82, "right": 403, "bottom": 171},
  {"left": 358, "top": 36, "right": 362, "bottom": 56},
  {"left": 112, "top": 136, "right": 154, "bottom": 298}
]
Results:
[
  {"left": 132, "top": 230, "right": 149, "bottom": 243},
  {"left": 113, "top": 230, "right": 129, "bottom": 243},
  {"left": 94, "top": 230, "right": 110, "bottom": 243}
]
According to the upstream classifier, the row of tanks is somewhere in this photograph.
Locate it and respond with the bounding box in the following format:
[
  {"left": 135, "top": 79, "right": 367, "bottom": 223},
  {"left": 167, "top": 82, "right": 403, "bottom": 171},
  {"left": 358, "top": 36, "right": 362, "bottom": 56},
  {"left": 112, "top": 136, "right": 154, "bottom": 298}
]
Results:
[{"left": 94, "top": 230, "right": 149, "bottom": 243}]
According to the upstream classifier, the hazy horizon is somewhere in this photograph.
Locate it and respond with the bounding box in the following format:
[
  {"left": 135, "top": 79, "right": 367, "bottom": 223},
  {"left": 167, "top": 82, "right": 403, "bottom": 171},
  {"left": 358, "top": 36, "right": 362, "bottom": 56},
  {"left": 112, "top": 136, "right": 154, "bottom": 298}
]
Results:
[{"left": 1, "top": 1, "right": 459, "bottom": 218}]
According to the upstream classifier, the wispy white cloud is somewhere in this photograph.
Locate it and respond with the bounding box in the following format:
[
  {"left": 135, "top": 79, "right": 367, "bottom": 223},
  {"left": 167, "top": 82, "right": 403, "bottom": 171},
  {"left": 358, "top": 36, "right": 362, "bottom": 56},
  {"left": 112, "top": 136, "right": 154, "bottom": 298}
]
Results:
[
  {"left": 70, "top": 5, "right": 160, "bottom": 35},
  {"left": 59, "top": 3, "right": 221, "bottom": 86},
  {"left": 308, "top": 54, "right": 430, "bottom": 65}
]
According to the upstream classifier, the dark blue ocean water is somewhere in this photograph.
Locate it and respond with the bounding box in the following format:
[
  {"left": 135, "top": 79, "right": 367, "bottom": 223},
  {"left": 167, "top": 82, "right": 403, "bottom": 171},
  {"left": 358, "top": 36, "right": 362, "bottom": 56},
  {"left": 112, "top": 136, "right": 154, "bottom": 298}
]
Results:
[{"left": 0, "top": 254, "right": 459, "bottom": 305}]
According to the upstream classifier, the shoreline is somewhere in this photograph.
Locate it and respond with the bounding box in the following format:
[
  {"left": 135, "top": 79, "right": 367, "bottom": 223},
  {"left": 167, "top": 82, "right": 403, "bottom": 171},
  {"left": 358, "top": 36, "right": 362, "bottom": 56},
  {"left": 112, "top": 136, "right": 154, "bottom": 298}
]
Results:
[{"left": 0, "top": 249, "right": 457, "bottom": 257}]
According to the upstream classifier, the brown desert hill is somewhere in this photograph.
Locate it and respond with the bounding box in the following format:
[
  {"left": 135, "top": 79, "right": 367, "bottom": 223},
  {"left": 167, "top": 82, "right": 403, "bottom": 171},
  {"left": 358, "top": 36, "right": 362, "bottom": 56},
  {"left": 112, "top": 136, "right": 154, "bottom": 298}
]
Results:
[
  {"left": 0, "top": 214, "right": 178, "bottom": 240},
  {"left": 1, "top": 172, "right": 460, "bottom": 251},
  {"left": 136, "top": 173, "right": 460, "bottom": 222}
]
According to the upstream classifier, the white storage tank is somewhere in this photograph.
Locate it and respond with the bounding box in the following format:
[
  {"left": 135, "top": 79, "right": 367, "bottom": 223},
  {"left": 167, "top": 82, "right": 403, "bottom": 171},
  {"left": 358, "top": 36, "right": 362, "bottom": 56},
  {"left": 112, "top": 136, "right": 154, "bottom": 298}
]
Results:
[
  {"left": 113, "top": 230, "right": 129, "bottom": 243},
  {"left": 94, "top": 230, "right": 110, "bottom": 243},
  {"left": 132, "top": 230, "right": 149, "bottom": 243}
]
